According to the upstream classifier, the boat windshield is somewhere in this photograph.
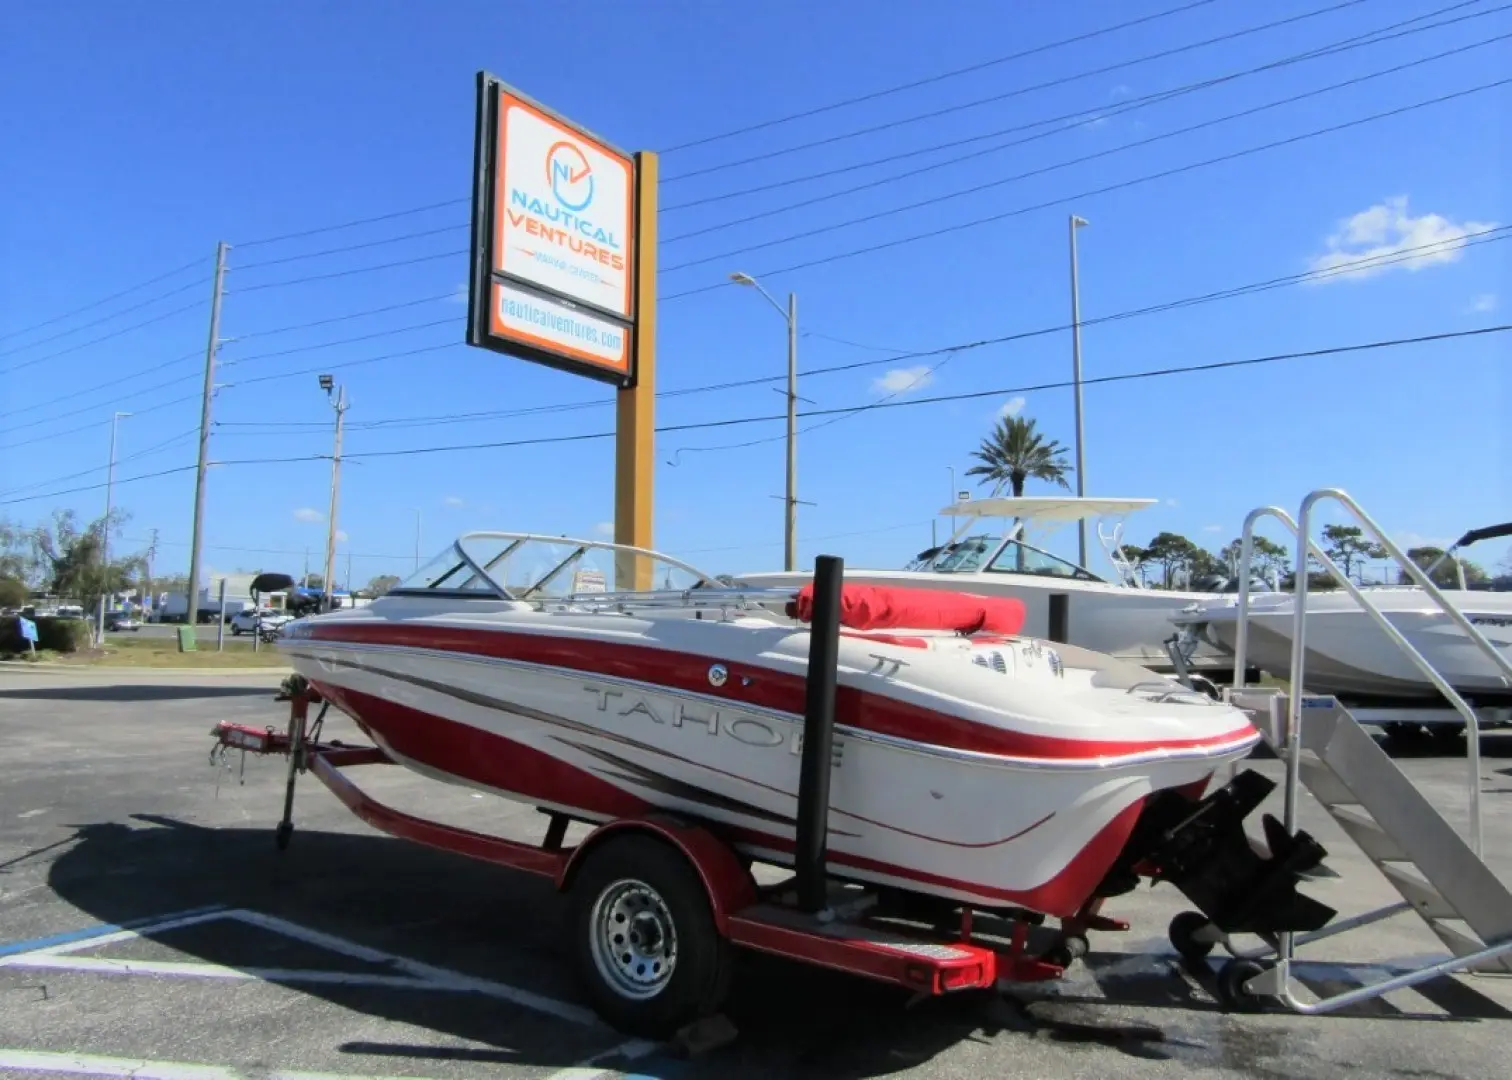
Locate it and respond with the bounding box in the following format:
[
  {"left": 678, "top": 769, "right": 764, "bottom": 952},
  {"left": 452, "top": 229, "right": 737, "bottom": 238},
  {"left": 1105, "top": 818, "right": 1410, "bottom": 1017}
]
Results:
[
  {"left": 389, "top": 532, "right": 717, "bottom": 600},
  {"left": 912, "top": 533, "right": 1104, "bottom": 582}
]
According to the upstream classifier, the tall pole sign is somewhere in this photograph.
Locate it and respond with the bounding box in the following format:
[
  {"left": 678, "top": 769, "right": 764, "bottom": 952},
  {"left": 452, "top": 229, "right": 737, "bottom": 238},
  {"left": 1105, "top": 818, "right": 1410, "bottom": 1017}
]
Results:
[{"left": 467, "top": 72, "right": 656, "bottom": 588}]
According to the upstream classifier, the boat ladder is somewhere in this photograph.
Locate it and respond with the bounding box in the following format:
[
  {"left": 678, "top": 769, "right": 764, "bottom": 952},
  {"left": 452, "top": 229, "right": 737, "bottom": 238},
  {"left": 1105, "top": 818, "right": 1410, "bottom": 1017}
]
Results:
[{"left": 1217, "top": 487, "right": 1512, "bottom": 1014}]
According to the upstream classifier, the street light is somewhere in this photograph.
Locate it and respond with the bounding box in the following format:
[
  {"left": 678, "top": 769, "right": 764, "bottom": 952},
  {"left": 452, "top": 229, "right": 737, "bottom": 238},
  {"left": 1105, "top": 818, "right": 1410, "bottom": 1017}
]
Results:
[
  {"left": 1068, "top": 214, "right": 1091, "bottom": 569},
  {"left": 730, "top": 271, "right": 799, "bottom": 571},
  {"left": 319, "top": 375, "right": 348, "bottom": 613},
  {"left": 98, "top": 410, "right": 132, "bottom": 638}
]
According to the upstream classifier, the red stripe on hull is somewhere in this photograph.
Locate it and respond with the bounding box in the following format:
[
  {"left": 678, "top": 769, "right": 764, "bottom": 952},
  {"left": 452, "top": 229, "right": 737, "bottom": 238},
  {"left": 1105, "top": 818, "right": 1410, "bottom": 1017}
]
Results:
[
  {"left": 309, "top": 682, "right": 1143, "bottom": 916},
  {"left": 300, "top": 623, "right": 1255, "bottom": 761},
  {"left": 312, "top": 682, "right": 650, "bottom": 820}
]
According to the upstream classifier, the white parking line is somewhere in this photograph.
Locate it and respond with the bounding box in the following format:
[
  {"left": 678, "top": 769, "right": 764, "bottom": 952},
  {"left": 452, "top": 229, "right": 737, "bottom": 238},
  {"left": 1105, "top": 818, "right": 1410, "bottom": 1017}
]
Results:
[
  {"left": 0, "top": 907, "right": 600, "bottom": 1028},
  {"left": 0, "top": 1048, "right": 435, "bottom": 1080}
]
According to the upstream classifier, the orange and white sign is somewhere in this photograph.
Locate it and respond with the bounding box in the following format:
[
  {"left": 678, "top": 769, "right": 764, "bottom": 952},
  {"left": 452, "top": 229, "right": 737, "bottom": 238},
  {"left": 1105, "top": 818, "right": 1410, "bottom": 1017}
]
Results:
[
  {"left": 489, "top": 279, "right": 630, "bottom": 375},
  {"left": 493, "top": 91, "right": 635, "bottom": 321}
]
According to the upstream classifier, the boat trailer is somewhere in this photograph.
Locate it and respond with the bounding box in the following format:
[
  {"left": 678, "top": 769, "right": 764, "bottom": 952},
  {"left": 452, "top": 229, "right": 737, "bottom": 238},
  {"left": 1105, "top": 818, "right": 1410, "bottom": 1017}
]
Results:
[{"left": 208, "top": 554, "right": 1338, "bottom": 1037}]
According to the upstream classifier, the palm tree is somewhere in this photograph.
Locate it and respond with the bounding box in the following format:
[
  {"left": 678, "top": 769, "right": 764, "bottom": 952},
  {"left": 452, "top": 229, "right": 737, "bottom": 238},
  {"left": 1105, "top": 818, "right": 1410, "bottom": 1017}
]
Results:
[{"left": 964, "top": 415, "right": 1074, "bottom": 497}]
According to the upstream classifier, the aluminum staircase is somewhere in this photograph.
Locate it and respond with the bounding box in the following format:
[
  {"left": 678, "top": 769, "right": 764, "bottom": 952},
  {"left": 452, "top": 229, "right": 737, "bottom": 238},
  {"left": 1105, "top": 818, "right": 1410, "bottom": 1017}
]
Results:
[
  {"left": 1232, "top": 688, "right": 1512, "bottom": 979},
  {"left": 1202, "top": 489, "right": 1512, "bottom": 1014}
]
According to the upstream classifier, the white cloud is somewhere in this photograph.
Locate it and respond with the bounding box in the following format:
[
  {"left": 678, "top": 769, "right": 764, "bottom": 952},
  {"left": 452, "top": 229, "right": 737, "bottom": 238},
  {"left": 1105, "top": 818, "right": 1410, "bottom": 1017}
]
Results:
[
  {"left": 594, "top": 522, "right": 615, "bottom": 537},
  {"left": 1203, "top": 524, "right": 1224, "bottom": 534},
  {"left": 1164, "top": 498, "right": 1179, "bottom": 508},
  {"left": 293, "top": 508, "right": 322, "bottom": 523},
  {"left": 335, "top": 530, "right": 348, "bottom": 544},
  {"left": 997, "top": 396, "right": 1026, "bottom": 419},
  {"left": 871, "top": 366, "right": 934, "bottom": 395},
  {"left": 1305, "top": 196, "right": 1497, "bottom": 284},
  {"left": 443, "top": 495, "right": 465, "bottom": 507},
  {"left": 447, "top": 282, "right": 469, "bottom": 304},
  {"left": 1467, "top": 293, "right": 1497, "bottom": 314}
]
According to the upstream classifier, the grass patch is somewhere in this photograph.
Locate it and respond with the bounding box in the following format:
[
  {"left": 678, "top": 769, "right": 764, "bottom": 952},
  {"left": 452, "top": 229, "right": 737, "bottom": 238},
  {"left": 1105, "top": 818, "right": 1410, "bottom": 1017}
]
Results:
[{"left": 54, "top": 635, "right": 291, "bottom": 668}]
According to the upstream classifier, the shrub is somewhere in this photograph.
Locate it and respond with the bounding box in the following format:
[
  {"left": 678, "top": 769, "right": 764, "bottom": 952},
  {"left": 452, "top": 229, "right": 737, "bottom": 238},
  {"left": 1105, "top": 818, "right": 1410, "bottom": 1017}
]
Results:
[{"left": 0, "top": 614, "right": 94, "bottom": 653}]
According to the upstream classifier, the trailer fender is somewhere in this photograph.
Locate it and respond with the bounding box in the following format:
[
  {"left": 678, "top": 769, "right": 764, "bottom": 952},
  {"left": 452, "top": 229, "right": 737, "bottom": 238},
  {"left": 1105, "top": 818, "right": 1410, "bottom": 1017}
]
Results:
[{"left": 557, "top": 815, "right": 758, "bottom": 934}]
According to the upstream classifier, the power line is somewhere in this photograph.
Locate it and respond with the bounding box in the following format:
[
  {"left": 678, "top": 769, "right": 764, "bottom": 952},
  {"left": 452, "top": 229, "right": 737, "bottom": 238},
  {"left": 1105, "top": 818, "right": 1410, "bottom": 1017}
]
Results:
[
  {"left": 662, "top": 2, "right": 1508, "bottom": 224},
  {"left": 6, "top": 324, "right": 1504, "bottom": 508},
  {"left": 666, "top": 56, "right": 1511, "bottom": 264},
  {"left": 660, "top": 0, "right": 1225, "bottom": 154},
  {"left": 0, "top": 348, "right": 203, "bottom": 422},
  {"left": 2, "top": 366, "right": 212, "bottom": 437},
  {"left": 9, "top": 226, "right": 1500, "bottom": 453},
  {"left": 0, "top": 392, "right": 204, "bottom": 453},
  {"left": 230, "top": 293, "right": 460, "bottom": 343},
  {"left": 0, "top": 254, "right": 209, "bottom": 346},
  {"left": 661, "top": 0, "right": 1373, "bottom": 184},
  {"left": 200, "top": 227, "right": 1512, "bottom": 435},
  {"left": 227, "top": 249, "right": 467, "bottom": 294},
  {"left": 212, "top": 3, "right": 1227, "bottom": 251},
  {"left": 662, "top": 76, "right": 1512, "bottom": 293},
  {"left": 221, "top": 317, "right": 459, "bottom": 369},
  {"left": 661, "top": 324, "right": 1512, "bottom": 459},
  {"left": 0, "top": 299, "right": 207, "bottom": 378},
  {"left": 234, "top": 197, "right": 470, "bottom": 250},
  {"left": 0, "top": 275, "right": 211, "bottom": 362},
  {"left": 232, "top": 223, "right": 469, "bottom": 272},
  {"left": 0, "top": 427, "right": 199, "bottom": 500}
]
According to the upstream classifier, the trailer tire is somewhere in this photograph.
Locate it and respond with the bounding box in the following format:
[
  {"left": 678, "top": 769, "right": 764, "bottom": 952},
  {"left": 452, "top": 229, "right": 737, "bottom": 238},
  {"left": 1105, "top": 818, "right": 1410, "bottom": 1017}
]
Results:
[{"left": 569, "top": 832, "right": 732, "bottom": 1038}]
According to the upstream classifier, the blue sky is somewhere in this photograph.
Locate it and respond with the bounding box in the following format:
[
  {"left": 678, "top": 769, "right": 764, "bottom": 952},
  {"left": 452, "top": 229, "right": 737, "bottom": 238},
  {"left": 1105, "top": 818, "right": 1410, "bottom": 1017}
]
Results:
[{"left": 1, "top": 0, "right": 1508, "bottom": 589}]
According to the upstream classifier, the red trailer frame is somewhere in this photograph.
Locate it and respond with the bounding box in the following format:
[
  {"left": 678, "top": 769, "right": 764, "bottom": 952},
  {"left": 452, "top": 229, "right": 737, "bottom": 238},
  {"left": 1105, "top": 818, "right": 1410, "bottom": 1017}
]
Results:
[{"left": 211, "top": 686, "right": 1111, "bottom": 1035}]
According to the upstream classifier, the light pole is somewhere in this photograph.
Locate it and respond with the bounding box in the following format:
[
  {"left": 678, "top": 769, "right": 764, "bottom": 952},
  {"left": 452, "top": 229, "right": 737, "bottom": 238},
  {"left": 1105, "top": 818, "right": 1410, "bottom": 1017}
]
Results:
[
  {"left": 1068, "top": 214, "right": 1090, "bottom": 569},
  {"left": 98, "top": 410, "right": 132, "bottom": 638},
  {"left": 318, "top": 374, "right": 348, "bottom": 613},
  {"left": 730, "top": 271, "right": 798, "bottom": 571}
]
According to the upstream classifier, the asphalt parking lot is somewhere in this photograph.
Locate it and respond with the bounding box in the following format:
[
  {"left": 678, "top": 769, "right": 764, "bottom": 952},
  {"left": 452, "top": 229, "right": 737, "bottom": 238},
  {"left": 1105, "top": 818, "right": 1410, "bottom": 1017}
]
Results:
[{"left": 3, "top": 669, "right": 1511, "bottom": 1080}]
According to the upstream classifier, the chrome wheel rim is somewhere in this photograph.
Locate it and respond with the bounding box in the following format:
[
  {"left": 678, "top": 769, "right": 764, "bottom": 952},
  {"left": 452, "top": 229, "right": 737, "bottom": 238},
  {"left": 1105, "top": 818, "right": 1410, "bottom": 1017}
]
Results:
[{"left": 588, "top": 878, "right": 678, "bottom": 1000}]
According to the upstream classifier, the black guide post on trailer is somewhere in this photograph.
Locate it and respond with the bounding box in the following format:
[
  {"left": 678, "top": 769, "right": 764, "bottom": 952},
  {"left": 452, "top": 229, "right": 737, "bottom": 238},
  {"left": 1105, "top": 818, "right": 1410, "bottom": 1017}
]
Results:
[{"left": 796, "top": 553, "right": 843, "bottom": 914}]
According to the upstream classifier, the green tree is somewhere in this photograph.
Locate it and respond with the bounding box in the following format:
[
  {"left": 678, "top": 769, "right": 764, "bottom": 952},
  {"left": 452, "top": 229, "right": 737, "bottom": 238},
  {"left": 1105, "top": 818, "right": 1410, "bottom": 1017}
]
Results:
[
  {"left": 0, "top": 517, "right": 35, "bottom": 584},
  {"left": 31, "top": 509, "right": 143, "bottom": 614},
  {"left": 964, "top": 415, "right": 1073, "bottom": 497},
  {"left": 1322, "top": 524, "right": 1388, "bottom": 583},
  {"left": 0, "top": 576, "right": 28, "bottom": 608},
  {"left": 1218, "top": 535, "right": 1289, "bottom": 581},
  {"left": 1142, "top": 532, "right": 1204, "bottom": 589},
  {"left": 365, "top": 574, "right": 402, "bottom": 597},
  {"left": 1399, "top": 546, "right": 1488, "bottom": 588}
]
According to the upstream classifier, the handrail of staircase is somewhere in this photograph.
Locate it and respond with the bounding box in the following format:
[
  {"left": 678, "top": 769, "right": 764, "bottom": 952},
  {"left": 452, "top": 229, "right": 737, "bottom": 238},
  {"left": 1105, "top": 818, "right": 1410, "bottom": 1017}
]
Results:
[
  {"left": 1232, "top": 497, "right": 1495, "bottom": 858},
  {"left": 1294, "top": 488, "right": 1511, "bottom": 858}
]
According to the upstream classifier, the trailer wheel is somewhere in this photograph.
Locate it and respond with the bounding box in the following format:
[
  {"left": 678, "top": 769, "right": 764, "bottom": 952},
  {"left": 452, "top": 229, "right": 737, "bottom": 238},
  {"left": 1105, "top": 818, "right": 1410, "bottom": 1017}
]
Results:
[
  {"left": 1214, "top": 957, "right": 1271, "bottom": 1013},
  {"left": 569, "top": 833, "right": 731, "bottom": 1038}
]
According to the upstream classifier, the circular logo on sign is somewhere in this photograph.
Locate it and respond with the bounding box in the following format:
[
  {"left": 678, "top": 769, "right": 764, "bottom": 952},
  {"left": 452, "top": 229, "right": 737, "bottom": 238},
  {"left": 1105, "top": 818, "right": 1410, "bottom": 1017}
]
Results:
[{"left": 546, "top": 141, "right": 594, "bottom": 212}]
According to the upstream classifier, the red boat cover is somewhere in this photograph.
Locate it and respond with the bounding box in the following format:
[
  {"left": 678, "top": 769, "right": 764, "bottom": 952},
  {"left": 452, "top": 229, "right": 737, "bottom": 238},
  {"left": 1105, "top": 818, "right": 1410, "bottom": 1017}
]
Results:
[{"left": 786, "top": 583, "right": 1026, "bottom": 636}]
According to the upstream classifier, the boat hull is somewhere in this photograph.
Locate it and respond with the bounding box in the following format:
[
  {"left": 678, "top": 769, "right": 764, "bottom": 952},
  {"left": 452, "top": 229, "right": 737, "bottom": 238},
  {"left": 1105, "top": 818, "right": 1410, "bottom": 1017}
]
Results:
[
  {"left": 1188, "top": 593, "right": 1512, "bottom": 702},
  {"left": 283, "top": 625, "right": 1257, "bottom": 916}
]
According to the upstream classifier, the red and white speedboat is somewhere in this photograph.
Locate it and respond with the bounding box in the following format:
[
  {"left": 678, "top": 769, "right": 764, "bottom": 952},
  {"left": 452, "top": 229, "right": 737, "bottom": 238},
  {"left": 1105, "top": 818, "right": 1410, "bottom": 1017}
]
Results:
[{"left": 280, "top": 532, "right": 1270, "bottom": 918}]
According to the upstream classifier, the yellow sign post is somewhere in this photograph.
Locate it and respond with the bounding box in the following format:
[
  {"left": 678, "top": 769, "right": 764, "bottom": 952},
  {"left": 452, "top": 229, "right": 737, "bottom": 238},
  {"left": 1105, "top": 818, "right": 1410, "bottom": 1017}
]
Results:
[{"left": 466, "top": 73, "right": 655, "bottom": 588}]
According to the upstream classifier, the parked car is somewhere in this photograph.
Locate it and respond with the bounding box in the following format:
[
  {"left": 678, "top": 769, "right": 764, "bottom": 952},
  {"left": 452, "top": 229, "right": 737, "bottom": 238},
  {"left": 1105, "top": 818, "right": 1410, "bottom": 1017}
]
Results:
[
  {"left": 104, "top": 612, "right": 142, "bottom": 632},
  {"left": 229, "top": 610, "right": 292, "bottom": 636}
]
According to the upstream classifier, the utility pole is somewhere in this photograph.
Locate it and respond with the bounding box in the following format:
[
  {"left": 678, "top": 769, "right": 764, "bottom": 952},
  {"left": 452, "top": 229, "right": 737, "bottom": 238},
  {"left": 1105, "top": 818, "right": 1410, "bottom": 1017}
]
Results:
[
  {"left": 730, "top": 271, "right": 800, "bottom": 571},
  {"left": 413, "top": 507, "right": 422, "bottom": 573},
  {"left": 143, "top": 528, "right": 158, "bottom": 621},
  {"left": 98, "top": 409, "right": 132, "bottom": 639},
  {"left": 1068, "top": 215, "right": 1090, "bottom": 569},
  {"left": 319, "top": 375, "right": 348, "bottom": 613},
  {"left": 185, "top": 241, "right": 229, "bottom": 632},
  {"left": 783, "top": 291, "right": 797, "bottom": 573}
]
